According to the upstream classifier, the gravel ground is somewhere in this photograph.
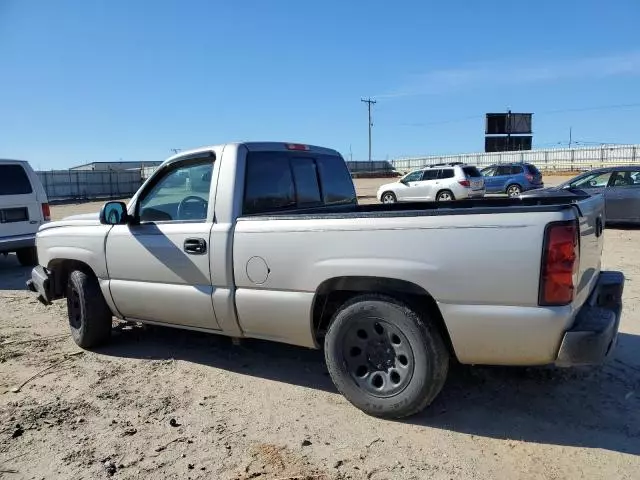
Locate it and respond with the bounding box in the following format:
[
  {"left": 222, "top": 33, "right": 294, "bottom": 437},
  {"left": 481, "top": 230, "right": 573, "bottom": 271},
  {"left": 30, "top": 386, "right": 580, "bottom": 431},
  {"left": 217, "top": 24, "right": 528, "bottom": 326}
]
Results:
[{"left": 1, "top": 180, "right": 638, "bottom": 479}]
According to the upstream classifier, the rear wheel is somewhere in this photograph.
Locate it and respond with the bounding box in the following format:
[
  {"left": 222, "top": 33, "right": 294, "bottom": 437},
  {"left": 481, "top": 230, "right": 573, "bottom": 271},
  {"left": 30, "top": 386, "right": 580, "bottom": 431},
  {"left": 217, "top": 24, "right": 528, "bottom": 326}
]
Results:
[
  {"left": 381, "top": 192, "right": 397, "bottom": 204},
  {"left": 67, "top": 270, "right": 112, "bottom": 348},
  {"left": 506, "top": 184, "right": 522, "bottom": 197},
  {"left": 324, "top": 294, "right": 449, "bottom": 419},
  {"left": 16, "top": 247, "right": 38, "bottom": 267},
  {"left": 436, "top": 190, "right": 455, "bottom": 202}
]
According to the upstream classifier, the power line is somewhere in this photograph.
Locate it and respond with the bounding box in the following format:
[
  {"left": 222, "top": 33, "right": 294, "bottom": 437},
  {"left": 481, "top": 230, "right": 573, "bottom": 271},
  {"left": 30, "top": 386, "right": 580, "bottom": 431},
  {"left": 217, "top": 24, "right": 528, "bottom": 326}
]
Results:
[{"left": 361, "top": 98, "right": 377, "bottom": 161}]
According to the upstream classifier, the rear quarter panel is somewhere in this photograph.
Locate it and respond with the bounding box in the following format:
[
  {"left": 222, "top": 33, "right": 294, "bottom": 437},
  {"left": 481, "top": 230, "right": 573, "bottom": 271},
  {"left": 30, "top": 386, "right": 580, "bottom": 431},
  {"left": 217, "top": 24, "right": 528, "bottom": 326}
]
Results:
[{"left": 233, "top": 208, "right": 579, "bottom": 363}]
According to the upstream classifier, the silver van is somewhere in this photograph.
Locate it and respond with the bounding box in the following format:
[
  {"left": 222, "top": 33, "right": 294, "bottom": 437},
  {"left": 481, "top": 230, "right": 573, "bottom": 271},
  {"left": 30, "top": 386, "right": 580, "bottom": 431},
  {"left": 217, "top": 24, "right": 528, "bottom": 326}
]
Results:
[{"left": 0, "top": 160, "right": 50, "bottom": 265}]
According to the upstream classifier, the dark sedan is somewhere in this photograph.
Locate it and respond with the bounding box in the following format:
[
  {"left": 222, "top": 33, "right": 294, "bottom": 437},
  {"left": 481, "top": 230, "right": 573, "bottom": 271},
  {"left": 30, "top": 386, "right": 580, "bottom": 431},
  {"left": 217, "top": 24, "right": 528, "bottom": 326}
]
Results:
[{"left": 521, "top": 166, "right": 640, "bottom": 225}]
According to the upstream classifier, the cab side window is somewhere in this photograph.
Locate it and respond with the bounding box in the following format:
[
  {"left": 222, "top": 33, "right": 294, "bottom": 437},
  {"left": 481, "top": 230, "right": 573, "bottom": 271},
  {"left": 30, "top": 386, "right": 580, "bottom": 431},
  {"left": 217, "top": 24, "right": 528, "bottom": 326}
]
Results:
[
  {"left": 243, "top": 154, "right": 296, "bottom": 215},
  {"left": 138, "top": 160, "right": 213, "bottom": 222}
]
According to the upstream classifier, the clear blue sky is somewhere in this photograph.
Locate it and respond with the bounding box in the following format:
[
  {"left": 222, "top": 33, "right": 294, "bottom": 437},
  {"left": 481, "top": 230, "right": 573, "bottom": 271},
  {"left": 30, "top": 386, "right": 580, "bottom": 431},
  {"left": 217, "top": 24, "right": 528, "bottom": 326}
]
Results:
[{"left": 1, "top": 0, "right": 640, "bottom": 169}]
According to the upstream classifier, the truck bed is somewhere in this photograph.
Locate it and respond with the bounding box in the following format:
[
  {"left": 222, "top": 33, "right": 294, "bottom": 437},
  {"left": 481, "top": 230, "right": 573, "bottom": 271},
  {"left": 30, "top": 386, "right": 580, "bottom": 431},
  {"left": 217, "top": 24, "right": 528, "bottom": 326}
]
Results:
[{"left": 240, "top": 193, "right": 592, "bottom": 220}]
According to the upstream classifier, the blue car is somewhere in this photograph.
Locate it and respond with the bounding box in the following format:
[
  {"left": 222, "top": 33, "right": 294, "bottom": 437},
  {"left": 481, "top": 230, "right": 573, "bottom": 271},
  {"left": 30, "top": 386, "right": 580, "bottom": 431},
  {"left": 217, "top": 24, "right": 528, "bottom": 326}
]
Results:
[{"left": 480, "top": 163, "right": 544, "bottom": 197}]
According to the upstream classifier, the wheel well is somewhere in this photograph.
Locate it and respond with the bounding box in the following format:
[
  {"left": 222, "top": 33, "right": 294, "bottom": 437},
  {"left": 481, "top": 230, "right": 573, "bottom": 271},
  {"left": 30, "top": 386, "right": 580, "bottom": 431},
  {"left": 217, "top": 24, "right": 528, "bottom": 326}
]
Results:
[
  {"left": 506, "top": 183, "right": 522, "bottom": 191},
  {"left": 48, "top": 259, "right": 96, "bottom": 298},
  {"left": 381, "top": 191, "right": 395, "bottom": 198},
  {"left": 312, "top": 276, "right": 456, "bottom": 359}
]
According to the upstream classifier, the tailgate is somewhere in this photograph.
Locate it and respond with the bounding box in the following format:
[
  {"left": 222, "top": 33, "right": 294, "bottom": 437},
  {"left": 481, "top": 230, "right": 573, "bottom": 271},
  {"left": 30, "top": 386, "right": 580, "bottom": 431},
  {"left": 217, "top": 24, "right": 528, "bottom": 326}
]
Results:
[{"left": 573, "top": 193, "right": 606, "bottom": 306}]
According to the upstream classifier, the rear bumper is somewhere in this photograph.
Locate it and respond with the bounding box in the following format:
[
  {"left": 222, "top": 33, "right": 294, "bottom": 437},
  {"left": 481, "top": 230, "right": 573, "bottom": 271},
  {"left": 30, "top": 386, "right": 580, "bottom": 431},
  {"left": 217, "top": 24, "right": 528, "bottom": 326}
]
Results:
[
  {"left": 458, "top": 188, "right": 485, "bottom": 199},
  {"left": 26, "top": 265, "right": 54, "bottom": 304},
  {"left": 555, "top": 270, "right": 624, "bottom": 367},
  {"left": 0, "top": 234, "right": 35, "bottom": 252}
]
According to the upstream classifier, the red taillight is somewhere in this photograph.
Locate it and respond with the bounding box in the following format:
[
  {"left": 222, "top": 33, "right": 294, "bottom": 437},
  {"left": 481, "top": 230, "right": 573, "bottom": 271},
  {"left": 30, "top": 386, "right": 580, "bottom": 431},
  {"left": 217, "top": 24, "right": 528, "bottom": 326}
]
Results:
[
  {"left": 526, "top": 174, "right": 534, "bottom": 182},
  {"left": 539, "top": 221, "right": 579, "bottom": 305},
  {"left": 41, "top": 203, "right": 51, "bottom": 221},
  {"left": 285, "top": 143, "right": 309, "bottom": 151},
  {"left": 458, "top": 180, "right": 470, "bottom": 187}
]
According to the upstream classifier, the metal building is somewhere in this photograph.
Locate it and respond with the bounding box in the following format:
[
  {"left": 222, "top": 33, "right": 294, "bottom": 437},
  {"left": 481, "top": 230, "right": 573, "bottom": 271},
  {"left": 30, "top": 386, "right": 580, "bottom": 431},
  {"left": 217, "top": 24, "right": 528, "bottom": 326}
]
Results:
[{"left": 69, "top": 161, "right": 162, "bottom": 172}]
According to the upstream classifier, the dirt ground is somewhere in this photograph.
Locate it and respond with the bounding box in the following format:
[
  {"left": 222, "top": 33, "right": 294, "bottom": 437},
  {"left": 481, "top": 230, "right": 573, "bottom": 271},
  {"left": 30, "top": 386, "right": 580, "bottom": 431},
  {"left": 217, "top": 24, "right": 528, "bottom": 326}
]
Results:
[{"left": 1, "top": 181, "right": 639, "bottom": 479}]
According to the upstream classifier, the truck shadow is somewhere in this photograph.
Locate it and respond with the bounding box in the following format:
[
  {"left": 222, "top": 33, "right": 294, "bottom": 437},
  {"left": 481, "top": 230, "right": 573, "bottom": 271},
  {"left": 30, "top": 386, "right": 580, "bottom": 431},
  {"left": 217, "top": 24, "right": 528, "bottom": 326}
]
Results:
[
  {"left": 100, "top": 324, "right": 640, "bottom": 455},
  {"left": 413, "top": 331, "right": 640, "bottom": 455}
]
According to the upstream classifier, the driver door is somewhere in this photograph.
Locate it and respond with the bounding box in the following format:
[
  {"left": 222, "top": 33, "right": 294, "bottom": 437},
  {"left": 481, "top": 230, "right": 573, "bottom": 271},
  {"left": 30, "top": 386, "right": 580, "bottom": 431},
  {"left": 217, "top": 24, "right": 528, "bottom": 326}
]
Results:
[
  {"left": 105, "top": 157, "right": 220, "bottom": 330},
  {"left": 410, "top": 169, "right": 439, "bottom": 200}
]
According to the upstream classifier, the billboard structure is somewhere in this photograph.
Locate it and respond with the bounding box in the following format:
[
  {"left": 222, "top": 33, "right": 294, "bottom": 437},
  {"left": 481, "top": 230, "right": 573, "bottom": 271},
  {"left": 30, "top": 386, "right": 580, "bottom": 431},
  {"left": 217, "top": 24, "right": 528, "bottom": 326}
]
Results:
[{"left": 485, "top": 111, "right": 533, "bottom": 152}]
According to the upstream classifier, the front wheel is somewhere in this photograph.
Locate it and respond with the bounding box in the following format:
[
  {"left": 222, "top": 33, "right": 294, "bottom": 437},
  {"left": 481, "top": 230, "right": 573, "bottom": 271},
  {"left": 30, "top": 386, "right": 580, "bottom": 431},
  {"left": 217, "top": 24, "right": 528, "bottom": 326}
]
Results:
[
  {"left": 67, "top": 270, "right": 113, "bottom": 348},
  {"left": 506, "top": 184, "right": 522, "bottom": 197},
  {"left": 381, "top": 192, "right": 397, "bottom": 204},
  {"left": 324, "top": 294, "right": 449, "bottom": 419}
]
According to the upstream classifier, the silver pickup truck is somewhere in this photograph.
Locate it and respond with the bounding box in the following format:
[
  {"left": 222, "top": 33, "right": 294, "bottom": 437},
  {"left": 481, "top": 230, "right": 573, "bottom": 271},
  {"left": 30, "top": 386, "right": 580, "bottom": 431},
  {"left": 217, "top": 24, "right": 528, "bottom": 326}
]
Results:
[{"left": 27, "top": 142, "right": 624, "bottom": 419}]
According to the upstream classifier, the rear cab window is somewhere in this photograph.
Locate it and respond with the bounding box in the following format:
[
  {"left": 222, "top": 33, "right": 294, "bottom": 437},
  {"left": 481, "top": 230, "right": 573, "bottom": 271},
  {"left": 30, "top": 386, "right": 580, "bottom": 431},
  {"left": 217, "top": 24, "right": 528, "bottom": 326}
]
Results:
[
  {"left": 243, "top": 151, "right": 356, "bottom": 215},
  {"left": 0, "top": 165, "right": 33, "bottom": 195}
]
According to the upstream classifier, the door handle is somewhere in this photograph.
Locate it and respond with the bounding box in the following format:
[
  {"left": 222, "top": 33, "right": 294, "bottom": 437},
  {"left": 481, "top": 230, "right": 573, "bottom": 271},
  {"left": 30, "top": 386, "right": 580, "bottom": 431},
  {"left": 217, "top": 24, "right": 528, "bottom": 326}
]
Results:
[{"left": 184, "top": 238, "right": 207, "bottom": 255}]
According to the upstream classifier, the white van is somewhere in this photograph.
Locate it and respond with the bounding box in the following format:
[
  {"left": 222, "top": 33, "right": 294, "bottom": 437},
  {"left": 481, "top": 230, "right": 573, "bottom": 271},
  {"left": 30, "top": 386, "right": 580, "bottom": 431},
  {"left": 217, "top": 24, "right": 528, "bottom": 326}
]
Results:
[{"left": 0, "top": 160, "right": 50, "bottom": 266}]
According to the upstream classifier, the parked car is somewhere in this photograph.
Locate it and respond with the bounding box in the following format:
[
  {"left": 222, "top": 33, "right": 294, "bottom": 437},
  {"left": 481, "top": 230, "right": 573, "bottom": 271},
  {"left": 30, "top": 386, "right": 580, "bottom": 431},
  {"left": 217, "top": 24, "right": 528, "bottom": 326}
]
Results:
[
  {"left": 521, "top": 166, "right": 640, "bottom": 225},
  {"left": 28, "top": 142, "right": 623, "bottom": 419},
  {"left": 0, "top": 159, "right": 50, "bottom": 266},
  {"left": 480, "top": 163, "right": 544, "bottom": 197},
  {"left": 377, "top": 163, "right": 485, "bottom": 203}
]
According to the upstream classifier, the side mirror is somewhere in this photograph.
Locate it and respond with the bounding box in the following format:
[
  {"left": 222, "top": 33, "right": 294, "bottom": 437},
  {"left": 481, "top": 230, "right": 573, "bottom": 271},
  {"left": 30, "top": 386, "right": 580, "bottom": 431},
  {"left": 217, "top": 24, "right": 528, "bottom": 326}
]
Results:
[
  {"left": 100, "top": 201, "right": 128, "bottom": 225},
  {"left": 399, "top": 178, "right": 408, "bottom": 185}
]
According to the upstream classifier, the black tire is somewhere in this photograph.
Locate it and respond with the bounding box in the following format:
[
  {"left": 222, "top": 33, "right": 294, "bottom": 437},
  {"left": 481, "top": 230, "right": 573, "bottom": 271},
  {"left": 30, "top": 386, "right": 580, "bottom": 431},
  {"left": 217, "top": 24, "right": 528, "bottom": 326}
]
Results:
[
  {"left": 324, "top": 294, "right": 449, "bottom": 419},
  {"left": 381, "top": 191, "right": 397, "bottom": 204},
  {"left": 66, "top": 270, "right": 112, "bottom": 348},
  {"left": 16, "top": 247, "right": 38, "bottom": 266},
  {"left": 506, "top": 184, "right": 522, "bottom": 197},
  {"left": 436, "top": 190, "right": 455, "bottom": 202}
]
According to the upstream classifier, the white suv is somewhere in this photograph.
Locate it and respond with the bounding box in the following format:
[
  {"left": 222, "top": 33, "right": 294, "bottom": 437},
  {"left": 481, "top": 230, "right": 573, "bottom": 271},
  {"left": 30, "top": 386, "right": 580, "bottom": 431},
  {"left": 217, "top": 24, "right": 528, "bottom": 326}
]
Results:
[
  {"left": 0, "top": 160, "right": 50, "bottom": 266},
  {"left": 377, "top": 163, "right": 485, "bottom": 203}
]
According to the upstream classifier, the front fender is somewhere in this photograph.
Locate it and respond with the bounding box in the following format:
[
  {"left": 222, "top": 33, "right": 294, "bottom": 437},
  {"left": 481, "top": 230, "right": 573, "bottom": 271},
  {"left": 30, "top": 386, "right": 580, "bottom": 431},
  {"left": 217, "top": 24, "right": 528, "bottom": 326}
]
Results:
[{"left": 37, "top": 225, "right": 111, "bottom": 278}]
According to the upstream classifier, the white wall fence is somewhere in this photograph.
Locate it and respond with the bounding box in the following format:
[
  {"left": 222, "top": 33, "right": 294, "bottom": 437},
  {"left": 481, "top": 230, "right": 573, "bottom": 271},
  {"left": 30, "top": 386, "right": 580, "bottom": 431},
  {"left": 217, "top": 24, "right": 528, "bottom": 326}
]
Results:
[
  {"left": 391, "top": 144, "right": 640, "bottom": 173},
  {"left": 38, "top": 170, "right": 143, "bottom": 201}
]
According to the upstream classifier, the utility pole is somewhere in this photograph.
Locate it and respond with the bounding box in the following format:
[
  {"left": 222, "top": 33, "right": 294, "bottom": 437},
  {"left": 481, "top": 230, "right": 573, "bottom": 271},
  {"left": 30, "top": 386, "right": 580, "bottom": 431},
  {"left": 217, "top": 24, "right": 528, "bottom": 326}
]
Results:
[
  {"left": 568, "top": 127, "right": 573, "bottom": 148},
  {"left": 506, "top": 109, "right": 511, "bottom": 152},
  {"left": 361, "top": 98, "right": 377, "bottom": 161}
]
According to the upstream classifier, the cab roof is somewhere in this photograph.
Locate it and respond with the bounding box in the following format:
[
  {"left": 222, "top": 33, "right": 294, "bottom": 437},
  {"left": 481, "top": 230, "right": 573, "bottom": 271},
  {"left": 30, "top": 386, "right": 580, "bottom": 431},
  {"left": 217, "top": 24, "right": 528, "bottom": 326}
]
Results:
[{"left": 165, "top": 142, "right": 340, "bottom": 165}]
